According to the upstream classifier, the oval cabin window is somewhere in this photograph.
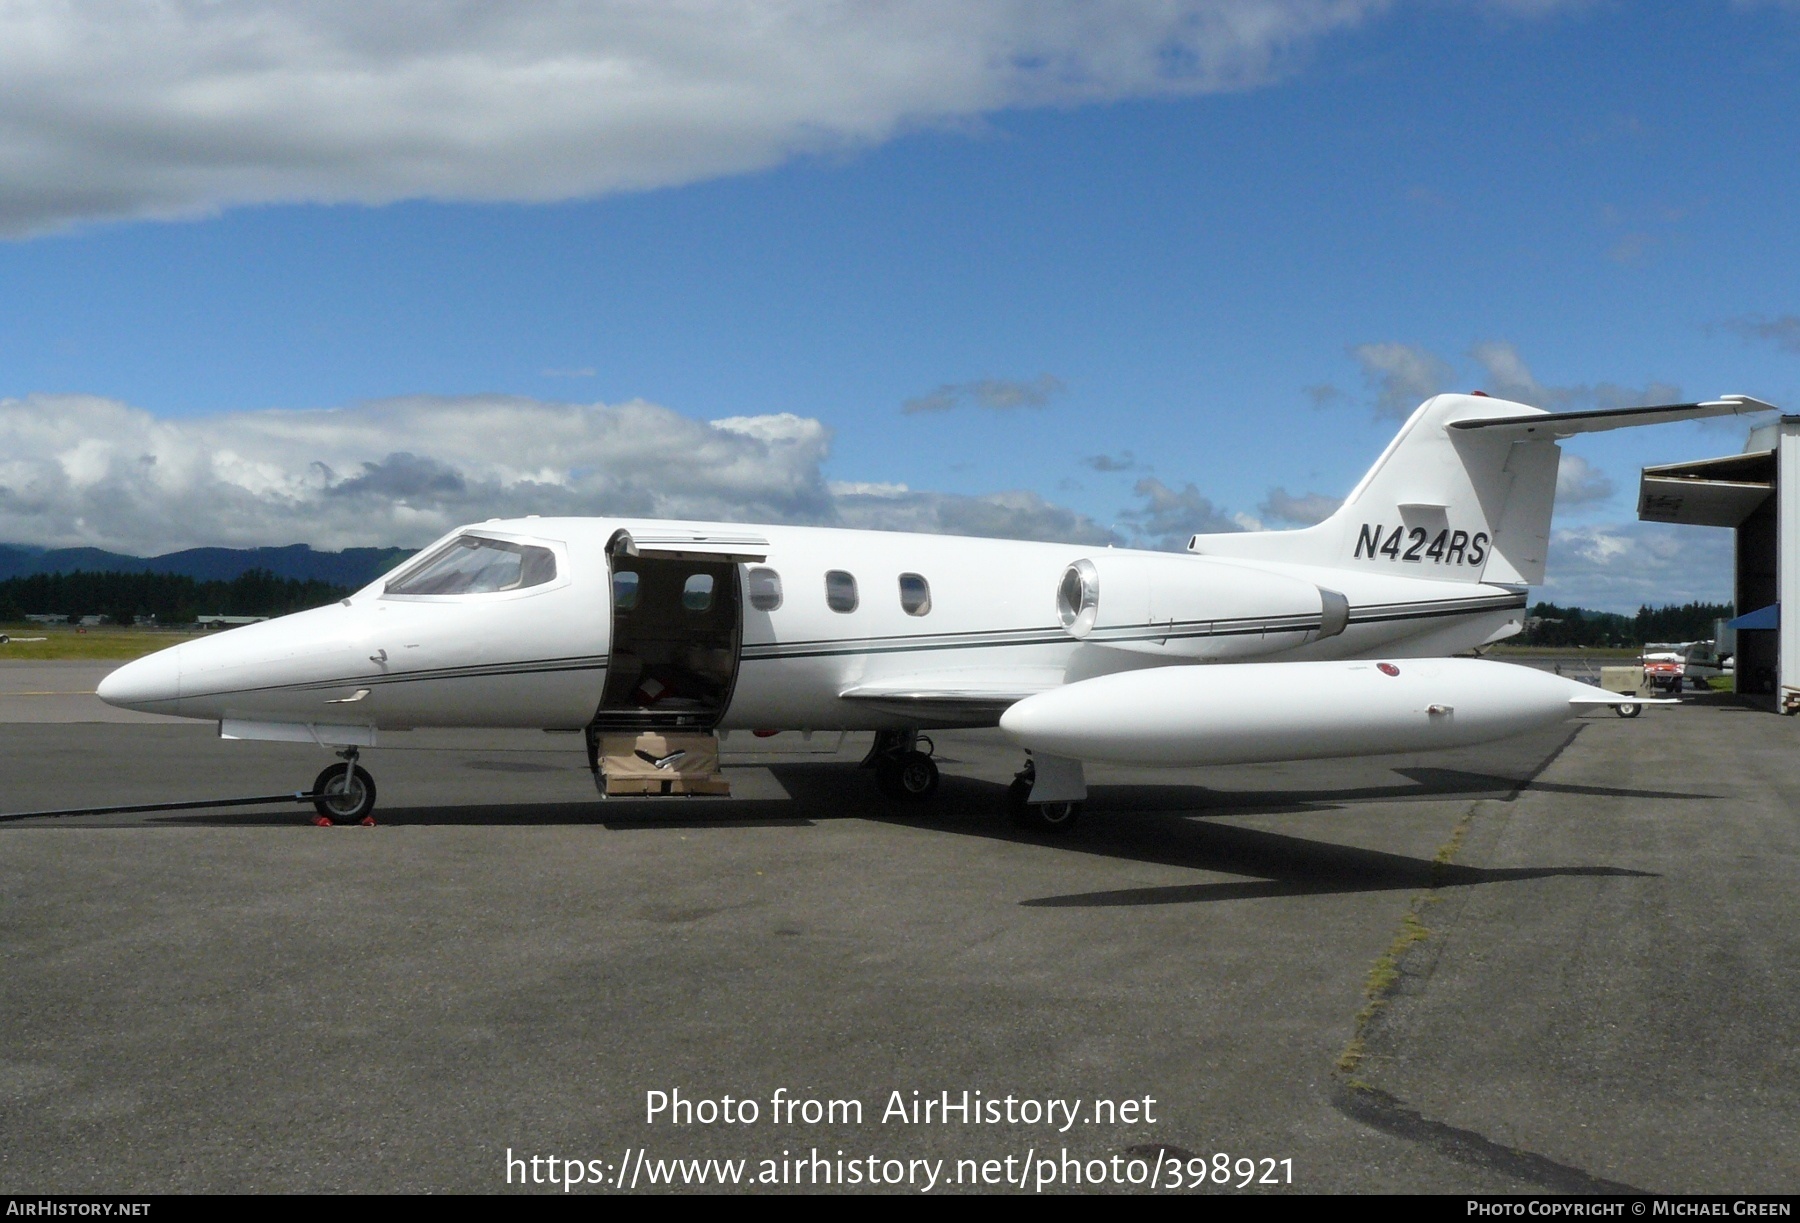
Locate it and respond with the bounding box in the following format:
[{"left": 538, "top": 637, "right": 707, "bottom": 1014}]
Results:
[
  {"left": 825, "top": 570, "right": 858, "bottom": 613},
  {"left": 898, "top": 573, "right": 931, "bottom": 616},
  {"left": 682, "top": 573, "right": 715, "bottom": 611},
  {"left": 747, "top": 567, "right": 783, "bottom": 612},
  {"left": 612, "top": 570, "right": 640, "bottom": 610}
]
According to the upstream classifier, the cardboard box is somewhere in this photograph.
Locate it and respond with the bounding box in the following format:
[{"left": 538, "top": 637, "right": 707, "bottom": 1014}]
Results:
[{"left": 598, "top": 731, "right": 729, "bottom": 797}]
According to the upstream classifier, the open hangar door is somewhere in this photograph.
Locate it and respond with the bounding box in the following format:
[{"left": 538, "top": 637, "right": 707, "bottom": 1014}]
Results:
[{"left": 1637, "top": 414, "right": 1800, "bottom": 711}]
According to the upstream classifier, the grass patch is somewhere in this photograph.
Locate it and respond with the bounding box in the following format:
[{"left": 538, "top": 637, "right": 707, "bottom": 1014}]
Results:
[
  {"left": 1336, "top": 803, "right": 1483, "bottom": 1081},
  {"left": 0, "top": 626, "right": 206, "bottom": 660}
]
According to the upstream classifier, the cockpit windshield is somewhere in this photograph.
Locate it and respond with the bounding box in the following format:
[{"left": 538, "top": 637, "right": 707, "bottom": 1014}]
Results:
[{"left": 385, "top": 535, "right": 557, "bottom": 597}]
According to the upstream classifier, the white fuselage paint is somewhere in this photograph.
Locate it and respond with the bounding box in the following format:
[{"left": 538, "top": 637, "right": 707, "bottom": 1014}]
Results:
[{"left": 97, "top": 516, "right": 1528, "bottom": 734}]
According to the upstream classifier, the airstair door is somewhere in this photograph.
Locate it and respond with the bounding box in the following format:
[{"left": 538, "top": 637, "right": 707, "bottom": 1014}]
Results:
[{"left": 594, "top": 529, "right": 767, "bottom": 732}]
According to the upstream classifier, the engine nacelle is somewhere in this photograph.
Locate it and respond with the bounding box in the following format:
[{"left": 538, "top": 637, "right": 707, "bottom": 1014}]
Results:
[{"left": 1055, "top": 553, "right": 1347, "bottom": 660}]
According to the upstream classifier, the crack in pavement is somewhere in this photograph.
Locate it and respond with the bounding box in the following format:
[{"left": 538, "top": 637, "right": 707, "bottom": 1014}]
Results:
[{"left": 1328, "top": 723, "right": 1649, "bottom": 1192}]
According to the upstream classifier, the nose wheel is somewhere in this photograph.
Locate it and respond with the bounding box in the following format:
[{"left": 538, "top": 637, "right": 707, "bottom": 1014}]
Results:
[{"left": 312, "top": 749, "right": 377, "bottom": 824}]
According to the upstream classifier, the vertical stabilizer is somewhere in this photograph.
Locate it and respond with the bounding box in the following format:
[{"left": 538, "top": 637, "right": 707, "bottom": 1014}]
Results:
[
  {"left": 1191, "top": 394, "right": 1552, "bottom": 585},
  {"left": 1190, "top": 391, "right": 1771, "bottom": 587}
]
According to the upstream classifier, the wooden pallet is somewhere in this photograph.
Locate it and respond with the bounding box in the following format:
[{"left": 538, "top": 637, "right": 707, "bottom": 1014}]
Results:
[{"left": 603, "top": 775, "right": 732, "bottom": 797}]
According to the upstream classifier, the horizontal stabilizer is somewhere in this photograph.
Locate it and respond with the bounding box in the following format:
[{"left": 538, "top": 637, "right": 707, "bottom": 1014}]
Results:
[
  {"left": 1565, "top": 692, "right": 1676, "bottom": 707},
  {"left": 1447, "top": 395, "right": 1775, "bottom": 440}
]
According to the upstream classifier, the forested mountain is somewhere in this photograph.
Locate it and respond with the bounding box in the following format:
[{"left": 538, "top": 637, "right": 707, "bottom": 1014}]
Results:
[
  {"left": 0, "top": 570, "right": 355, "bottom": 624},
  {"left": 0, "top": 543, "right": 414, "bottom": 585}
]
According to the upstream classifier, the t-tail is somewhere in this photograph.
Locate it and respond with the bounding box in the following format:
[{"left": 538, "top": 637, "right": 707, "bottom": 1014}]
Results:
[{"left": 1189, "top": 392, "right": 1774, "bottom": 585}]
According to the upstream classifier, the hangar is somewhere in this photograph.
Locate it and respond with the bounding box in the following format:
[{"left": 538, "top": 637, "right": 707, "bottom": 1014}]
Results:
[{"left": 1638, "top": 414, "right": 1800, "bottom": 711}]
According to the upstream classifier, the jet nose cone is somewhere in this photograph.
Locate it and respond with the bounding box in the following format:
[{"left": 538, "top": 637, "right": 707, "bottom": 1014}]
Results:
[{"left": 97, "top": 647, "right": 183, "bottom": 711}]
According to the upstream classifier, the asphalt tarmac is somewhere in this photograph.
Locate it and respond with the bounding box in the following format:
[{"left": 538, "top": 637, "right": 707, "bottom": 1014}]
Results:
[{"left": 0, "top": 663, "right": 1792, "bottom": 1194}]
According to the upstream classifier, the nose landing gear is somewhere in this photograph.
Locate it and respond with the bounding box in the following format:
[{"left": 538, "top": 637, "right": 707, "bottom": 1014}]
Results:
[{"left": 312, "top": 746, "right": 377, "bottom": 825}]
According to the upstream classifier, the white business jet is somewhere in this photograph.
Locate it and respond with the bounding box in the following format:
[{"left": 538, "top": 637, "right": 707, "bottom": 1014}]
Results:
[{"left": 97, "top": 392, "right": 1770, "bottom": 828}]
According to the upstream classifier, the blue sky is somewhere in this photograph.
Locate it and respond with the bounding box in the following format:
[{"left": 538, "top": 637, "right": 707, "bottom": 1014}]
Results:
[{"left": 1, "top": 2, "right": 1796, "bottom": 609}]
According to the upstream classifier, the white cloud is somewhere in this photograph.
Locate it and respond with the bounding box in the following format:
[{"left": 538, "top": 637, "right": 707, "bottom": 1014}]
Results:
[
  {"left": 1258, "top": 486, "right": 1340, "bottom": 525},
  {"left": 1538, "top": 521, "right": 1734, "bottom": 612},
  {"left": 0, "top": 1, "right": 1412, "bottom": 236},
  {"left": 0, "top": 391, "right": 1129, "bottom": 552},
  {"left": 1554, "top": 453, "right": 1614, "bottom": 506},
  {"left": 1724, "top": 314, "right": 1800, "bottom": 354},
  {"left": 827, "top": 480, "right": 910, "bottom": 497},
  {"left": 835, "top": 487, "right": 1116, "bottom": 544},
  {"left": 1345, "top": 339, "right": 1687, "bottom": 419},
  {"left": 1468, "top": 340, "right": 1683, "bottom": 411},
  {"left": 1120, "top": 476, "right": 1242, "bottom": 550},
  {"left": 902, "top": 375, "right": 1066, "bottom": 415},
  {"left": 1351, "top": 342, "right": 1456, "bottom": 419}
]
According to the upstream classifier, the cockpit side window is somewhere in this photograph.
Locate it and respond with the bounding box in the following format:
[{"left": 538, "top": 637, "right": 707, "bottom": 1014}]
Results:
[{"left": 385, "top": 535, "right": 558, "bottom": 596}]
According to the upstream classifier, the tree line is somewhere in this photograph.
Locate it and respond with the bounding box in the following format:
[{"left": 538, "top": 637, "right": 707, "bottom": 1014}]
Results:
[
  {"left": 1517, "top": 601, "right": 1736, "bottom": 648},
  {"left": 0, "top": 570, "right": 354, "bottom": 625}
]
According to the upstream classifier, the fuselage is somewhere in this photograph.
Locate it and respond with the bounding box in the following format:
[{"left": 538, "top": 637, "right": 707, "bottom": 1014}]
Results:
[{"left": 96, "top": 516, "right": 1528, "bottom": 735}]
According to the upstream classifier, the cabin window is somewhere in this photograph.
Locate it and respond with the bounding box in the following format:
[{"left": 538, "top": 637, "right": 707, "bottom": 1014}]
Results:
[
  {"left": 825, "top": 570, "right": 859, "bottom": 613},
  {"left": 898, "top": 573, "right": 931, "bottom": 616},
  {"left": 612, "top": 570, "right": 640, "bottom": 610},
  {"left": 682, "top": 573, "right": 715, "bottom": 612},
  {"left": 386, "top": 535, "right": 557, "bottom": 596},
  {"left": 747, "top": 567, "right": 783, "bottom": 612}
]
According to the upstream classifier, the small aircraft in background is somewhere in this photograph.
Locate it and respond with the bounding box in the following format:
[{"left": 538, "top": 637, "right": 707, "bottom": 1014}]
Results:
[
  {"left": 97, "top": 392, "right": 1770, "bottom": 828},
  {"left": 1643, "top": 641, "right": 1731, "bottom": 692}
]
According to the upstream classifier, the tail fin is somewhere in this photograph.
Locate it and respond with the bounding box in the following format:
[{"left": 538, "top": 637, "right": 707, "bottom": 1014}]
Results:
[{"left": 1190, "top": 392, "right": 1772, "bottom": 586}]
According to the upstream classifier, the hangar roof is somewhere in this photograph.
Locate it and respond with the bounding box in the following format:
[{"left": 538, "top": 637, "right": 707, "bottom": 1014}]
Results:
[{"left": 1637, "top": 450, "right": 1774, "bottom": 527}]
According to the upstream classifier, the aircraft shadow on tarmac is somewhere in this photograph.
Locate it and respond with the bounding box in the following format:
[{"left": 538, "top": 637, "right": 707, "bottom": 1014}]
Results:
[{"left": 108, "top": 757, "right": 1681, "bottom": 904}]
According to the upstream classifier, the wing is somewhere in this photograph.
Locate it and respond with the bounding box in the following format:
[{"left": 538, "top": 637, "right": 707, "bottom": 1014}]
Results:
[{"left": 838, "top": 676, "right": 1061, "bottom": 723}]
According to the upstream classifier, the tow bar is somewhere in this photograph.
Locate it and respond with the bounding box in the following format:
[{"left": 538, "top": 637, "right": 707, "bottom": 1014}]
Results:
[{"left": 0, "top": 791, "right": 358, "bottom": 825}]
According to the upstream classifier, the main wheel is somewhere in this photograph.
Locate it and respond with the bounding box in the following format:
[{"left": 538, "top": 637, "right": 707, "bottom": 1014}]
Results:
[
  {"left": 1006, "top": 774, "right": 1080, "bottom": 832},
  {"left": 877, "top": 750, "right": 939, "bottom": 800},
  {"left": 1018, "top": 799, "right": 1082, "bottom": 833},
  {"left": 1615, "top": 702, "right": 1641, "bottom": 719},
  {"left": 312, "top": 763, "right": 377, "bottom": 822}
]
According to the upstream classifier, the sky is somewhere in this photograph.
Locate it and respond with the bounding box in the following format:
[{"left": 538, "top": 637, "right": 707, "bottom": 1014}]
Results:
[{"left": 2, "top": 1, "right": 1798, "bottom": 610}]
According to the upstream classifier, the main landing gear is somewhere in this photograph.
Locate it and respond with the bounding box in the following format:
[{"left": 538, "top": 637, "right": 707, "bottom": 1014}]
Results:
[
  {"left": 312, "top": 746, "right": 377, "bottom": 825},
  {"left": 864, "top": 729, "right": 939, "bottom": 800},
  {"left": 1007, "top": 760, "right": 1082, "bottom": 833}
]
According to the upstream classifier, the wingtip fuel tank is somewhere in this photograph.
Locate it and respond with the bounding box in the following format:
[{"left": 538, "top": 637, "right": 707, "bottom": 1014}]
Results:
[{"left": 999, "top": 657, "right": 1631, "bottom": 768}]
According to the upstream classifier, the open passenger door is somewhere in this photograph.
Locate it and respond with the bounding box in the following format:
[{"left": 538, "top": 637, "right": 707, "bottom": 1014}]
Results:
[{"left": 593, "top": 528, "right": 767, "bottom": 733}]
